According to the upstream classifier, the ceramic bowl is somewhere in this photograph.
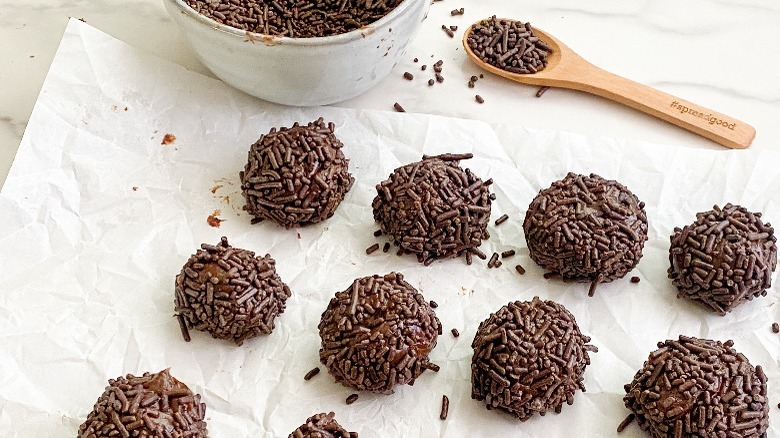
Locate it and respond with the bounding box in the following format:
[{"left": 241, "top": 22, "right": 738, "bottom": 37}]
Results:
[{"left": 164, "top": 0, "right": 429, "bottom": 106}]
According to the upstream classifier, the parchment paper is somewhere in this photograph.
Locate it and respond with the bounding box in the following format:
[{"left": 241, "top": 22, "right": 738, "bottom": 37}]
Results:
[{"left": 0, "top": 19, "right": 778, "bottom": 437}]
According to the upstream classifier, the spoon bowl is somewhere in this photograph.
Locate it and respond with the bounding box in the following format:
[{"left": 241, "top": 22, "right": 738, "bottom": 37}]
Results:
[
  {"left": 463, "top": 19, "right": 755, "bottom": 149},
  {"left": 463, "top": 24, "right": 564, "bottom": 86}
]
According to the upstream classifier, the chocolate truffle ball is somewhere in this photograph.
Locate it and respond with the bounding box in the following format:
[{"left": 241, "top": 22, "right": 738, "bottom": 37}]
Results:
[
  {"left": 78, "top": 369, "right": 208, "bottom": 437},
  {"left": 471, "top": 297, "right": 597, "bottom": 420},
  {"left": 523, "top": 172, "right": 648, "bottom": 296},
  {"left": 240, "top": 118, "right": 354, "bottom": 228},
  {"left": 289, "top": 412, "right": 357, "bottom": 438},
  {"left": 318, "top": 272, "right": 441, "bottom": 394},
  {"left": 622, "top": 336, "right": 769, "bottom": 437},
  {"left": 174, "top": 236, "right": 291, "bottom": 345},
  {"left": 668, "top": 203, "right": 777, "bottom": 315},
  {"left": 372, "top": 153, "right": 493, "bottom": 265}
]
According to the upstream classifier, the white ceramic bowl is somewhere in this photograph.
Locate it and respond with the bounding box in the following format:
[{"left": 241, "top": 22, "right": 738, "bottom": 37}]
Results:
[{"left": 164, "top": 0, "right": 429, "bottom": 106}]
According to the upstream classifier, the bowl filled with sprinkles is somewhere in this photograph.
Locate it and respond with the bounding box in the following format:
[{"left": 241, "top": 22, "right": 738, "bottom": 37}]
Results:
[{"left": 165, "top": 0, "right": 428, "bottom": 106}]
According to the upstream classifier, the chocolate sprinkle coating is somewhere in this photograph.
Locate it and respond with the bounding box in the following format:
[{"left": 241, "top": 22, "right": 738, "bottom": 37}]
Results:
[
  {"left": 668, "top": 203, "right": 777, "bottom": 315},
  {"left": 318, "top": 272, "right": 441, "bottom": 394},
  {"left": 623, "top": 336, "right": 769, "bottom": 437},
  {"left": 185, "top": 0, "right": 403, "bottom": 39},
  {"left": 174, "top": 237, "right": 291, "bottom": 345},
  {"left": 523, "top": 173, "right": 648, "bottom": 295},
  {"left": 471, "top": 297, "right": 596, "bottom": 420},
  {"left": 241, "top": 118, "right": 354, "bottom": 228},
  {"left": 372, "top": 154, "right": 493, "bottom": 265},
  {"left": 78, "top": 369, "right": 208, "bottom": 437},
  {"left": 289, "top": 412, "right": 357, "bottom": 438}
]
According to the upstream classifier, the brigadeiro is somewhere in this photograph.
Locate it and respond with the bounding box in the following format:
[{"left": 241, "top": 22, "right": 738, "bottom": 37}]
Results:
[
  {"left": 523, "top": 172, "right": 648, "bottom": 296},
  {"left": 471, "top": 297, "right": 597, "bottom": 420},
  {"left": 174, "top": 236, "right": 291, "bottom": 345},
  {"left": 240, "top": 118, "right": 354, "bottom": 228},
  {"left": 289, "top": 412, "right": 358, "bottom": 438},
  {"left": 318, "top": 272, "right": 442, "bottom": 394},
  {"left": 668, "top": 203, "right": 777, "bottom": 315},
  {"left": 78, "top": 369, "right": 208, "bottom": 437},
  {"left": 621, "top": 336, "right": 769, "bottom": 437},
  {"left": 372, "top": 153, "right": 493, "bottom": 265}
]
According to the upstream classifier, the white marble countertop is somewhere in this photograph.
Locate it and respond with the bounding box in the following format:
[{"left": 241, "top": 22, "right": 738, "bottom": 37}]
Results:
[{"left": 2, "top": 0, "right": 780, "bottom": 187}]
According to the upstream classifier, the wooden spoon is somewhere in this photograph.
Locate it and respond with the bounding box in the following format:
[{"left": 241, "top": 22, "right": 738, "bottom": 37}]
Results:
[{"left": 463, "top": 20, "right": 755, "bottom": 149}]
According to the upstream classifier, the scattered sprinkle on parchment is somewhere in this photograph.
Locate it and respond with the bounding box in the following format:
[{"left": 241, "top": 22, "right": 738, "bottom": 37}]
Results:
[
  {"left": 161, "top": 133, "right": 176, "bottom": 145},
  {"left": 207, "top": 210, "right": 223, "bottom": 228}
]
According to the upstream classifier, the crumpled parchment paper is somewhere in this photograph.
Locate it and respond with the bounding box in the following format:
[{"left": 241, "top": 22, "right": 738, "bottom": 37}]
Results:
[{"left": 0, "top": 19, "right": 778, "bottom": 437}]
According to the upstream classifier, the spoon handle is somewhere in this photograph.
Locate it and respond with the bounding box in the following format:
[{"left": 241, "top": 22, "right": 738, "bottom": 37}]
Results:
[{"left": 570, "top": 64, "right": 755, "bottom": 149}]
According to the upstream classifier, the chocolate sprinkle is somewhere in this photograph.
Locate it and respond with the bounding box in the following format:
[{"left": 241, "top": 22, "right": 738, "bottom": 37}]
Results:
[
  {"left": 616, "top": 413, "right": 635, "bottom": 433},
  {"left": 174, "top": 237, "right": 291, "bottom": 345},
  {"left": 345, "top": 394, "right": 359, "bottom": 405},
  {"left": 622, "top": 336, "right": 769, "bottom": 437},
  {"left": 393, "top": 102, "right": 405, "bottom": 113},
  {"left": 494, "top": 214, "right": 509, "bottom": 226},
  {"left": 772, "top": 323, "right": 779, "bottom": 334},
  {"left": 536, "top": 86, "right": 550, "bottom": 98},
  {"left": 466, "top": 16, "right": 552, "bottom": 74},
  {"left": 318, "top": 272, "right": 441, "bottom": 394},
  {"left": 523, "top": 173, "right": 648, "bottom": 296},
  {"left": 78, "top": 369, "right": 208, "bottom": 437},
  {"left": 514, "top": 264, "right": 526, "bottom": 275},
  {"left": 304, "top": 367, "right": 321, "bottom": 381},
  {"left": 372, "top": 154, "right": 493, "bottom": 265},
  {"left": 240, "top": 118, "right": 354, "bottom": 229},
  {"left": 630, "top": 276, "right": 640, "bottom": 284},
  {"left": 668, "top": 203, "right": 777, "bottom": 315},
  {"left": 185, "top": 0, "right": 404, "bottom": 38},
  {"left": 451, "top": 328, "right": 459, "bottom": 338},
  {"left": 365, "top": 243, "right": 380, "bottom": 255},
  {"left": 471, "top": 297, "right": 596, "bottom": 420},
  {"left": 177, "top": 313, "right": 191, "bottom": 342},
  {"left": 440, "top": 395, "right": 450, "bottom": 420},
  {"left": 487, "top": 252, "right": 499, "bottom": 268},
  {"left": 289, "top": 412, "right": 357, "bottom": 438}
]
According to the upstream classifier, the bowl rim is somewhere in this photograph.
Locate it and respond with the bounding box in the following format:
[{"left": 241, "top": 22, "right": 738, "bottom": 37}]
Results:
[{"left": 166, "top": 0, "right": 418, "bottom": 46}]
